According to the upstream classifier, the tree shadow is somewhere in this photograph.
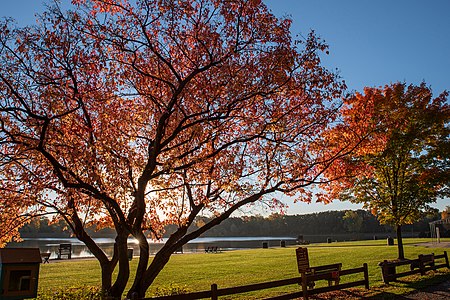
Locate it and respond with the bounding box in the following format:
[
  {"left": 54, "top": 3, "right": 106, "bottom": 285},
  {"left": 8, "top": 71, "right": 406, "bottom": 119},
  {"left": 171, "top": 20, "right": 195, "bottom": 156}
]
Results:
[
  {"left": 305, "top": 272, "right": 450, "bottom": 299},
  {"left": 362, "top": 292, "right": 411, "bottom": 299},
  {"left": 363, "top": 272, "right": 450, "bottom": 299}
]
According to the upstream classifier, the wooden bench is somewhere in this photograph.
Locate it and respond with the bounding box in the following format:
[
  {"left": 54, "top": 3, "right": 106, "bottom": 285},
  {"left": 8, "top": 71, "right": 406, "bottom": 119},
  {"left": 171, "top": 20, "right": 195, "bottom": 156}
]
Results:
[
  {"left": 40, "top": 252, "right": 50, "bottom": 263},
  {"left": 58, "top": 243, "right": 72, "bottom": 259},
  {"left": 296, "top": 247, "right": 341, "bottom": 299},
  {"left": 306, "top": 263, "right": 342, "bottom": 287}
]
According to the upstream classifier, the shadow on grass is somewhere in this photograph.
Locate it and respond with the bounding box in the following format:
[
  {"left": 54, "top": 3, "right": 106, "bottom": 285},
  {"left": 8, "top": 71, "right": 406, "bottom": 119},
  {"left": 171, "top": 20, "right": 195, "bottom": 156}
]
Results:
[
  {"left": 310, "top": 241, "right": 446, "bottom": 248},
  {"left": 305, "top": 272, "right": 450, "bottom": 300},
  {"left": 362, "top": 272, "right": 450, "bottom": 300}
]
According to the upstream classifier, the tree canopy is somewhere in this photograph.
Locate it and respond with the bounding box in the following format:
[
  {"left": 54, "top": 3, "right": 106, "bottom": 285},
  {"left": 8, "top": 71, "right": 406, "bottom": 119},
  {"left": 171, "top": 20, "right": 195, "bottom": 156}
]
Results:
[
  {"left": 323, "top": 82, "right": 450, "bottom": 259},
  {"left": 0, "top": 0, "right": 347, "bottom": 297}
]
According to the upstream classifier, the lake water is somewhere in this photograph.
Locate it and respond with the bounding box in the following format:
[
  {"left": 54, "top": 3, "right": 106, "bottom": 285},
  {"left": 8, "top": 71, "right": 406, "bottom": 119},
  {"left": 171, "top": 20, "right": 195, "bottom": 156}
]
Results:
[
  {"left": 6, "top": 236, "right": 298, "bottom": 259},
  {"left": 7, "top": 232, "right": 399, "bottom": 259}
]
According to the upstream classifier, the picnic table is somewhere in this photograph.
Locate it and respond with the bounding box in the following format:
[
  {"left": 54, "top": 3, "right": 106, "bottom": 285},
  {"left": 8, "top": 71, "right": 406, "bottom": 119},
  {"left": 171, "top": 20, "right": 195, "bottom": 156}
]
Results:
[{"left": 40, "top": 252, "right": 50, "bottom": 263}]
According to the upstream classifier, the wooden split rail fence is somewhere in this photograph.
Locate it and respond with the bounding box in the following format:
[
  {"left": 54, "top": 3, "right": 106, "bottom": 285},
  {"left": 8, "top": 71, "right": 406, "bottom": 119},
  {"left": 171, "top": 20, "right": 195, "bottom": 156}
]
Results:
[
  {"left": 379, "top": 251, "right": 449, "bottom": 284},
  {"left": 143, "top": 261, "right": 369, "bottom": 299},
  {"left": 144, "top": 264, "right": 369, "bottom": 300},
  {"left": 142, "top": 248, "right": 369, "bottom": 300}
]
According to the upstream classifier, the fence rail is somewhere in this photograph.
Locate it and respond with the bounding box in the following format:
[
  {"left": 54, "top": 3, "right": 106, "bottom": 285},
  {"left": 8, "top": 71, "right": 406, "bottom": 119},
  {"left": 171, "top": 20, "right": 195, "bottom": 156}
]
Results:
[{"left": 144, "top": 263, "right": 369, "bottom": 300}]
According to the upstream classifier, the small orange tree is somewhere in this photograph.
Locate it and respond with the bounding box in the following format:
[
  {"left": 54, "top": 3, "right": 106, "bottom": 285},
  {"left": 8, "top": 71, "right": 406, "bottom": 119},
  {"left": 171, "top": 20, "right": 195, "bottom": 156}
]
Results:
[
  {"left": 0, "top": 0, "right": 349, "bottom": 298},
  {"left": 322, "top": 83, "right": 450, "bottom": 260}
]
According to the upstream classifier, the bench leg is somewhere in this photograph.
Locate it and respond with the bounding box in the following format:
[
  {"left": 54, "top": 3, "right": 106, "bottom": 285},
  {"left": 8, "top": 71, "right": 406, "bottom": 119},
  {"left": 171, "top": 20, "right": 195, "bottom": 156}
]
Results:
[{"left": 326, "top": 278, "right": 339, "bottom": 286}]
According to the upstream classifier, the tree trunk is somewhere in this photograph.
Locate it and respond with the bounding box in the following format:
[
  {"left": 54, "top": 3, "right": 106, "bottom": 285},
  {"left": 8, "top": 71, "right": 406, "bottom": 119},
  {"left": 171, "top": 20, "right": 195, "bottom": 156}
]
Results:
[
  {"left": 126, "top": 226, "right": 191, "bottom": 298},
  {"left": 126, "top": 246, "right": 173, "bottom": 299},
  {"left": 141, "top": 248, "right": 173, "bottom": 297},
  {"left": 396, "top": 224, "right": 405, "bottom": 260},
  {"left": 109, "top": 234, "right": 131, "bottom": 299},
  {"left": 126, "top": 231, "right": 150, "bottom": 299},
  {"left": 99, "top": 263, "right": 114, "bottom": 297},
  {"left": 69, "top": 212, "right": 119, "bottom": 298},
  {"left": 125, "top": 200, "right": 259, "bottom": 298},
  {"left": 78, "top": 236, "right": 114, "bottom": 294}
]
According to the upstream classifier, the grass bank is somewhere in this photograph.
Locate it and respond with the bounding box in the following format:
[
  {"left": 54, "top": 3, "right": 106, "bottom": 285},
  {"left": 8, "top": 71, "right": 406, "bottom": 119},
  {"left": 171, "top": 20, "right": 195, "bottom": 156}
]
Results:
[{"left": 36, "top": 238, "right": 450, "bottom": 299}]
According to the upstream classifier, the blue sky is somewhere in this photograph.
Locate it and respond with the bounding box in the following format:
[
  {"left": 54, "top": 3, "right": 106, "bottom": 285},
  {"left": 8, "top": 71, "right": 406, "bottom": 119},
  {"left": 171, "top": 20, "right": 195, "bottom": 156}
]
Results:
[
  {"left": 264, "top": 0, "right": 450, "bottom": 214},
  {"left": 265, "top": 0, "right": 450, "bottom": 95},
  {"left": 2, "top": 1, "right": 449, "bottom": 214}
]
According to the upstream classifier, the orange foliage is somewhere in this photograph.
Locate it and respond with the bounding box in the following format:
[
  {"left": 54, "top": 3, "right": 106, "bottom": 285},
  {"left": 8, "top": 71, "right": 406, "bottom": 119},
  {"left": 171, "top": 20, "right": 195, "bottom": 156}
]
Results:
[
  {"left": 321, "top": 83, "right": 449, "bottom": 226},
  {"left": 1, "top": 0, "right": 346, "bottom": 297}
]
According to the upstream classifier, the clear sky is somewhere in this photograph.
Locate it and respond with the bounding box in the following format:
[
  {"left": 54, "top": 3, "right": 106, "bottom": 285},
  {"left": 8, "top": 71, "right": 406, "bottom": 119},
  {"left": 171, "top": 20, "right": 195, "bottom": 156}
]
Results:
[
  {"left": 264, "top": 0, "right": 450, "bottom": 214},
  {"left": 265, "top": 0, "right": 450, "bottom": 95},
  {"left": 2, "top": 1, "right": 449, "bottom": 214}
]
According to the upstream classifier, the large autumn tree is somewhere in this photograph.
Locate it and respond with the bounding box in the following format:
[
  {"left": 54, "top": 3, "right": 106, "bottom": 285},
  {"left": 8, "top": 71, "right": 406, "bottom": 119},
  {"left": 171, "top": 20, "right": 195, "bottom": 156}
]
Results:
[
  {"left": 0, "top": 0, "right": 350, "bottom": 298},
  {"left": 323, "top": 82, "right": 450, "bottom": 260}
]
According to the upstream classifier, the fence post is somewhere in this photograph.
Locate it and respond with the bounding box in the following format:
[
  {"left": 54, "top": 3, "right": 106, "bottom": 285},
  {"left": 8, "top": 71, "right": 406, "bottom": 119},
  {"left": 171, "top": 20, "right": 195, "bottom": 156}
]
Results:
[
  {"left": 363, "top": 263, "right": 370, "bottom": 289},
  {"left": 444, "top": 251, "right": 449, "bottom": 268},
  {"left": 418, "top": 254, "right": 426, "bottom": 275},
  {"left": 211, "top": 283, "right": 218, "bottom": 300}
]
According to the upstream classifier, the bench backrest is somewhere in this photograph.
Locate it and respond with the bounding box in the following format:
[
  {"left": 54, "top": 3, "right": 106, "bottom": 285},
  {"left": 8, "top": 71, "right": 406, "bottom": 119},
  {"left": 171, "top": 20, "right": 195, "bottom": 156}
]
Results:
[
  {"left": 59, "top": 243, "right": 72, "bottom": 251},
  {"left": 420, "top": 254, "right": 434, "bottom": 263},
  {"left": 310, "top": 263, "right": 342, "bottom": 273},
  {"left": 296, "top": 247, "right": 310, "bottom": 273}
]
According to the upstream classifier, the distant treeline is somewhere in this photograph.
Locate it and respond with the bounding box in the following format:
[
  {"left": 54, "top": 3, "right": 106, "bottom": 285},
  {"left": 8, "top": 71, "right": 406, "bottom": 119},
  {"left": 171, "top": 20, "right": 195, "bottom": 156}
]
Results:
[
  {"left": 175, "top": 209, "right": 440, "bottom": 238},
  {"left": 20, "top": 209, "right": 441, "bottom": 239}
]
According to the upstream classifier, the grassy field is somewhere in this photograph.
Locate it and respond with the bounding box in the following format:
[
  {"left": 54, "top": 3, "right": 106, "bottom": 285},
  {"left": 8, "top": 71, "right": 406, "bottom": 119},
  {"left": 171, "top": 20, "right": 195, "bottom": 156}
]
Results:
[{"left": 36, "top": 238, "right": 450, "bottom": 299}]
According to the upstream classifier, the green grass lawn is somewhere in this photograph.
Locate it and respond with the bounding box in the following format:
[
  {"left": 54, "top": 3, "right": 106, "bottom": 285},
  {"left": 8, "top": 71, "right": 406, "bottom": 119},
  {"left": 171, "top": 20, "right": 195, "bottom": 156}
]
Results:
[{"left": 36, "top": 238, "right": 450, "bottom": 299}]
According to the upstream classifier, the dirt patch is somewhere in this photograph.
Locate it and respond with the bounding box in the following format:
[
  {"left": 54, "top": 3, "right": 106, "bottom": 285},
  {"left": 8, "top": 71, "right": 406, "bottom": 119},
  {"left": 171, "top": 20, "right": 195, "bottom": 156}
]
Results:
[{"left": 414, "top": 242, "right": 450, "bottom": 248}]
